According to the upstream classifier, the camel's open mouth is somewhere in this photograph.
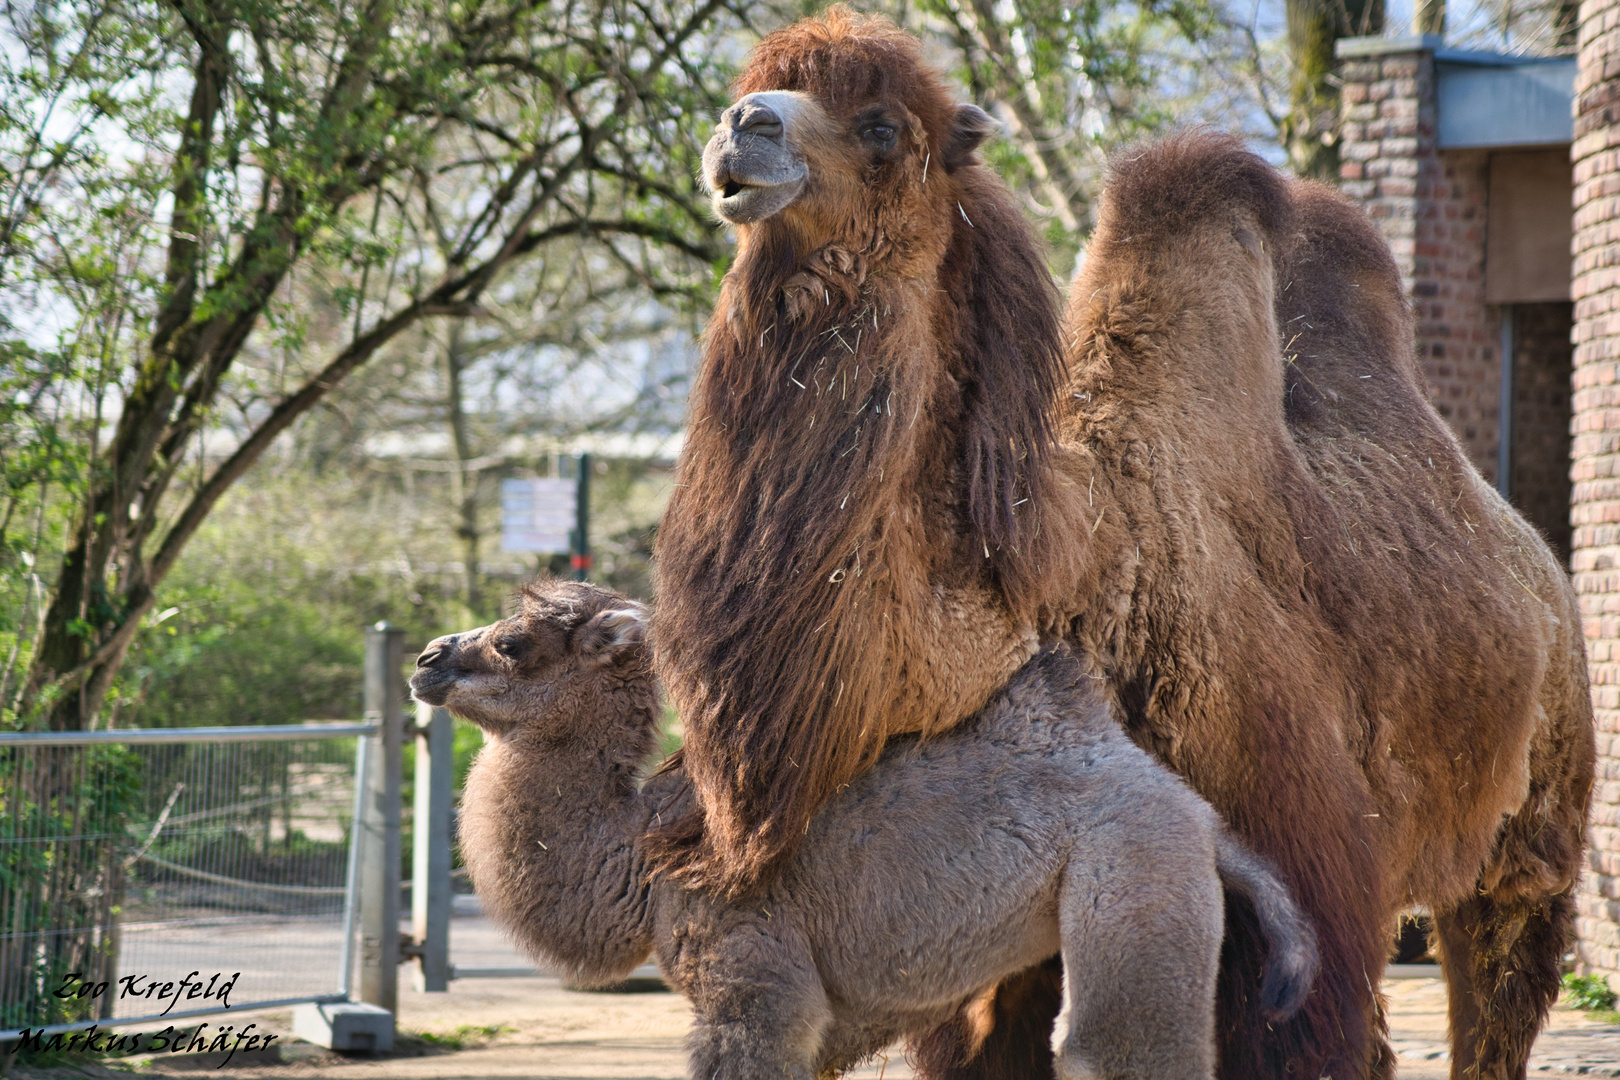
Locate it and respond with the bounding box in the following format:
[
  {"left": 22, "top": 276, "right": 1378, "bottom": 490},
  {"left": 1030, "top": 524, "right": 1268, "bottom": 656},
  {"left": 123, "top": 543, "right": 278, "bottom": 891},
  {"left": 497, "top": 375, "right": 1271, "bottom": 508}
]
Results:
[
  {"left": 711, "top": 172, "right": 807, "bottom": 225},
  {"left": 702, "top": 89, "right": 819, "bottom": 226}
]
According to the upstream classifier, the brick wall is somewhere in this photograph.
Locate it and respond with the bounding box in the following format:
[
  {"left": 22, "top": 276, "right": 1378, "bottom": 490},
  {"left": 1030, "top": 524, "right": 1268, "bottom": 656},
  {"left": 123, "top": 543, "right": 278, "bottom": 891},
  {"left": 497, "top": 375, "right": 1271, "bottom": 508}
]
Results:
[
  {"left": 1339, "top": 46, "right": 1502, "bottom": 482},
  {"left": 1511, "top": 301, "right": 1576, "bottom": 564},
  {"left": 1572, "top": 0, "right": 1620, "bottom": 981},
  {"left": 1340, "top": 33, "right": 1618, "bottom": 976}
]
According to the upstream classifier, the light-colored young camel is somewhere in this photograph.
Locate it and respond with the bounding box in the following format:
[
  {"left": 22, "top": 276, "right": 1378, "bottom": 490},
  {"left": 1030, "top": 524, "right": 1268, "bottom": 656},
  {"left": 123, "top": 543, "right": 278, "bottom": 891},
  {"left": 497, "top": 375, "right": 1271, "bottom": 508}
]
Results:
[
  {"left": 411, "top": 579, "right": 1319, "bottom": 1080},
  {"left": 650, "top": 10, "right": 1595, "bottom": 1078}
]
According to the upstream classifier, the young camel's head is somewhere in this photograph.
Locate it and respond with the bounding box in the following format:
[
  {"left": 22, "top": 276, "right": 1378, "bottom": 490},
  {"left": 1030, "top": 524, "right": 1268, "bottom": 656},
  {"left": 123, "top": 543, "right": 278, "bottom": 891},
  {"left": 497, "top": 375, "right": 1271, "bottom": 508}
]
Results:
[
  {"left": 410, "top": 579, "right": 649, "bottom": 740},
  {"left": 702, "top": 6, "right": 994, "bottom": 272}
]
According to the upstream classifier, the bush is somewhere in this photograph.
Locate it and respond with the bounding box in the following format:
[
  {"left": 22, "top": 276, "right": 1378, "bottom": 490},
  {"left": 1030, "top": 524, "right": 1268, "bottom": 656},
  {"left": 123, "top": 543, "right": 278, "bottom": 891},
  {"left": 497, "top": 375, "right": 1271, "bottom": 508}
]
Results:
[
  {"left": 0, "top": 744, "right": 142, "bottom": 1034},
  {"left": 1562, "top": 973, "right": 1617, "bottom": 1011}
]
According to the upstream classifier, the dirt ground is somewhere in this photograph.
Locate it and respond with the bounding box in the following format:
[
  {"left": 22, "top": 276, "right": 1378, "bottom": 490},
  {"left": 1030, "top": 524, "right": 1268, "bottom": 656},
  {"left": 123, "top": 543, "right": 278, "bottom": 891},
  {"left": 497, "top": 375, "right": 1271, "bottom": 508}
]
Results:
[{"left": 17, "top": 970, "right": 1618, "bottom": 1080}]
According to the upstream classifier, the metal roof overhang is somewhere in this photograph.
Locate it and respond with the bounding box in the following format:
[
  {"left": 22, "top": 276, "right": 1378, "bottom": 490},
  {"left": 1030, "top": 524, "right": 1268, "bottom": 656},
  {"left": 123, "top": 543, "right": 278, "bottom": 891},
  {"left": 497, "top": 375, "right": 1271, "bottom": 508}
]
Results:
[{"left": 1434, "top": 52, "right": 1574, "bottom": 150}]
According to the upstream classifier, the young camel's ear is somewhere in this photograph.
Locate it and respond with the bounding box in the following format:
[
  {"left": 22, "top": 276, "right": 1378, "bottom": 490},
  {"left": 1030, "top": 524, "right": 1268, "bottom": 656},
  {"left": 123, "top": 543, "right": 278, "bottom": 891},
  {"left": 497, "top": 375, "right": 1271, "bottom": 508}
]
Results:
[
  {"left": 943, "top": 104, "right": 997, "bottom": 172},
  {"left": 575, "top": 606, "right": 647, "bottom": 658}
]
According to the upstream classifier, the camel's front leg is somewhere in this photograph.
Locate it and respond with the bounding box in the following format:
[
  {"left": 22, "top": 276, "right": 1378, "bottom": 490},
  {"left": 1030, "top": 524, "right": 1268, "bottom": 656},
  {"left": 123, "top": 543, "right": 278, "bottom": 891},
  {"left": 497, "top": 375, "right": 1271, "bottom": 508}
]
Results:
[{"left": 685, "top": 919, "right": 831, "bottom": 1080}]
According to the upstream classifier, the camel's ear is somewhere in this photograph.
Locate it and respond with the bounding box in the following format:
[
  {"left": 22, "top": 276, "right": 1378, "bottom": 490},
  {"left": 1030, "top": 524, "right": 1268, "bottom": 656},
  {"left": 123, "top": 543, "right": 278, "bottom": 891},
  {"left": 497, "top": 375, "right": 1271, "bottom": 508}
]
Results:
[
  {"left": 576, "top": 606, "right": 647, "bottom": 657},
  {"left": 944, "top": 104, "right": 997, "bottom": 172}
]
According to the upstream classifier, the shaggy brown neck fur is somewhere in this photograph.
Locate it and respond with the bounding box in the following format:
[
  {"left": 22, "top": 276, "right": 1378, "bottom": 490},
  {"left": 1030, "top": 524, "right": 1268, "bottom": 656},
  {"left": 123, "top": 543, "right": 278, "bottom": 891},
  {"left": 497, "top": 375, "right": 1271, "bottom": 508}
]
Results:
[{"left": 650, "top": 10, "right": 1081, "bottom": 893}]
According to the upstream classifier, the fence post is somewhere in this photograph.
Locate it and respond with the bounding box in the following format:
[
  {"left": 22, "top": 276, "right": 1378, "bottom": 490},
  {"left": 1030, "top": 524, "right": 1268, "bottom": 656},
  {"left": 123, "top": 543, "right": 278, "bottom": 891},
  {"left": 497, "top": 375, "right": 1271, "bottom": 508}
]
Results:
[
  {"left": 572, "top": 451, "right": 590, "bottom": 581},
  {"left": 359, "top": 623, "right": 405, "bottom": 1017},
  {"left": 411, "top": 702, "right": 453, "bottom": 992}
]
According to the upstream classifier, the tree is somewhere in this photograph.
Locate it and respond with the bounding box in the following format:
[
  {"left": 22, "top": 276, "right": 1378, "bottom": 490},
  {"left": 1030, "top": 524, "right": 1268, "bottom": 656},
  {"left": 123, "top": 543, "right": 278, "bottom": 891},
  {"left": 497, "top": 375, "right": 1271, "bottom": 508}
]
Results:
[
  {"left": 891, "top": 0, "right": 1233, "bottom": 265},
  {"left": 1446, "top": 0, "right": 1579, "bottom": 51},
  {"left": 390, "top": 179, "right": 700, "bottom": 617},
  {"left": 1279, "top": 0, "right": 1384, "bottom": 179},
  {"left": 0, "top": 0, "right": 737, "bottom": 730}
]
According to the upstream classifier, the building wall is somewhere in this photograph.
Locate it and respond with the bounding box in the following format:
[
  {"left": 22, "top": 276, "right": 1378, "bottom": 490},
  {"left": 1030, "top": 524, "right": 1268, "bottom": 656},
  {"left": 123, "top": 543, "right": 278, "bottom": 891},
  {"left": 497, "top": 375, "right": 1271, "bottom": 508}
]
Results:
[
  {"left": 1341, "top": 35, "right": 1618, "bottom": 976},
  {"left": 1572, "top": 0, "right": 1620, "bottom": 980},
  {"left": 1512, "top": 301, "right": 1576, "bottom": 564},
  {"left": 1340, "top": 51, "right": 1502, "bottom": 482}
]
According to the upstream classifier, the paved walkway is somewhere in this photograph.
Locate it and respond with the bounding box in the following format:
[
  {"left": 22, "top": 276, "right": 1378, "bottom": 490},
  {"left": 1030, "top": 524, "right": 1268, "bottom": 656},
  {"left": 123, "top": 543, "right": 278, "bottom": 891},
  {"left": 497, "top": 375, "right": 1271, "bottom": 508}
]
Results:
[
  {"left": 14, "top": 918, "right": 1617, "bottom": 1078},
  {"left": 1382, "top": 976, "right": 1620, "bottom": 1078}
]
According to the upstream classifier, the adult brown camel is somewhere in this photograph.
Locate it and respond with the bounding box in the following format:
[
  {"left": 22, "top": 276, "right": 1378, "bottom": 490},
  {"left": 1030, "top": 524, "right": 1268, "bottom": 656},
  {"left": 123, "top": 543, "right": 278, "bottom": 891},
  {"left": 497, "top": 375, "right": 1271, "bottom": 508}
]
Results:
[{"left": 650, "top": 10, "right": 1595, "bottom": 1079}]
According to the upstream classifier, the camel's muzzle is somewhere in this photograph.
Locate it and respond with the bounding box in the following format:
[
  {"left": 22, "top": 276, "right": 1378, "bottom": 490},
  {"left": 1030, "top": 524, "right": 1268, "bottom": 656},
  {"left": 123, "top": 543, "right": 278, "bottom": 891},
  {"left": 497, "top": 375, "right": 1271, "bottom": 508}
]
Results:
[
  {"left": 411, "top": 631, "right": 467, "bottom": 706},
  {"left": 704, "top": 91, "right": 813, "bottom": 225}
]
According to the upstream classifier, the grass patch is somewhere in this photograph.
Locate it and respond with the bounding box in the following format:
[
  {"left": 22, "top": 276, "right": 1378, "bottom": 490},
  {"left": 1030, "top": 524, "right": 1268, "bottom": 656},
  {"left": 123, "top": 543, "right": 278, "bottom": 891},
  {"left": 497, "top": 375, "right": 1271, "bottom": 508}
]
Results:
[
  {"left": 406, "top": 1024, "right": 512, "bottom": 1051},
  {"left": 1561, "top": 973, "right": 1618, "bottom": 1013}
]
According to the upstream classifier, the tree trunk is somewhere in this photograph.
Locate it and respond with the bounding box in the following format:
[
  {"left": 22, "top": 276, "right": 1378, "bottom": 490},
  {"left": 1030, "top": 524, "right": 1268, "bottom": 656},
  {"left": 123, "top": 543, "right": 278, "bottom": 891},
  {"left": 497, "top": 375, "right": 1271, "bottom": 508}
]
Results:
[
  {"left": 1556, "top": 0, "right": 1578, "bottom": 48},
  {"left": 1414, "top": 0, "right": 1445, "bottom": 35},
  {"left": 18, "top": 4, "right": 392, "bottom": 731},
  {"left": 1283, "top": 0, "right": 1386, "bottom": 180},
  {"left": 445, "top": 325, "right": 484, "bottom": 617}
]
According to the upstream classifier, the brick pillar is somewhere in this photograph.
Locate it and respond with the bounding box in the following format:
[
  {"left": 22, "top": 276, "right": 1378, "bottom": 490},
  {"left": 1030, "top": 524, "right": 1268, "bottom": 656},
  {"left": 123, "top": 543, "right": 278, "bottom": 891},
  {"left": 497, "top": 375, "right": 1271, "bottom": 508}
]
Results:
[
  {"left": 1571, "top": 0, "right": 1620, "bottom": 981},
  {"left": 1337, "top": 37, "right": 1502, "bottom": 482}
]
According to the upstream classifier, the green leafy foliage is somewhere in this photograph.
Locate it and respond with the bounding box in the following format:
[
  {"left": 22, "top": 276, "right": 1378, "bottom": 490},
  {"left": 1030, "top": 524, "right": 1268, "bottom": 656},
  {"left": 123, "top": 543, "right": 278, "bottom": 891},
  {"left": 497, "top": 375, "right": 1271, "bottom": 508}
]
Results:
[
  {"left": 0, "top": 0, "right": 739, "bottom": 731},
  {"left": 1563, "top": 973, "right": 1618, "bottom": 1012},
  {"left": 113, "top": 584, "right": 363, "bottom": 729}
]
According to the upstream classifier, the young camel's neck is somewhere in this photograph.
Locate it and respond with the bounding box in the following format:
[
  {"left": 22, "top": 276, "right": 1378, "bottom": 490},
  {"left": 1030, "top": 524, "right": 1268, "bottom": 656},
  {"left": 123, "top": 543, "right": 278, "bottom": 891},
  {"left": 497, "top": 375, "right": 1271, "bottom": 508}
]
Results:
[{"left": 457, "top": 675, "right": 663, "bottom": 984}]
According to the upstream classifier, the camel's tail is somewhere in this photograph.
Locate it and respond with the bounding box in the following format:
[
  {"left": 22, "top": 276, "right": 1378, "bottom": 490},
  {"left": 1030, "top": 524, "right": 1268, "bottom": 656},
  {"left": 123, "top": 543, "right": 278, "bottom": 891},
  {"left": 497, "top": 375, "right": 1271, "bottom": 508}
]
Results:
[{"left": 1215, "top": 831, "right": 1321, "bottom": 1022}]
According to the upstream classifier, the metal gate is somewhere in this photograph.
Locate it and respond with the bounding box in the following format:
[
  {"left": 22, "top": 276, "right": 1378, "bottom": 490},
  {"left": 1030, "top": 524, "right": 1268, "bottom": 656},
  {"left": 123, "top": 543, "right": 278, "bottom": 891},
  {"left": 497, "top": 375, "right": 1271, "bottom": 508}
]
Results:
[
  {"left": 0, "top": 722, "right": 375, "bottom": 1040},
  {"left": 0, "top": 622, "right": 412, "bottom": 1043}
]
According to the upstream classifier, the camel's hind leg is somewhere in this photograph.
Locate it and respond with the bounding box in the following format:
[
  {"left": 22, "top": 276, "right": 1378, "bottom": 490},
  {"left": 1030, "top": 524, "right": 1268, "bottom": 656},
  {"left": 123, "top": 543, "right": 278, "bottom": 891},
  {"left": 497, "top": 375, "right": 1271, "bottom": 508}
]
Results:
[
  {"left": 1432, "top": 885, "right": 1575, "bottom": 1080},
  {"left": 1051, "top": 823, "right": 1225, "bottom": 1080}
]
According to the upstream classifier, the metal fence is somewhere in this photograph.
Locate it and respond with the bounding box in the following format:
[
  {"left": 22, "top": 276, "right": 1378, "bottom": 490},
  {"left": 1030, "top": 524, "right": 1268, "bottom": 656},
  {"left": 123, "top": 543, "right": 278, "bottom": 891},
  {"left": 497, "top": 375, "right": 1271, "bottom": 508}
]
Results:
[
  {"left": 0, "top": 723, "right": 376, "bottom": 1039},
  {"left": 0, "top": 622, "right": 567, "bottom": 1049}
]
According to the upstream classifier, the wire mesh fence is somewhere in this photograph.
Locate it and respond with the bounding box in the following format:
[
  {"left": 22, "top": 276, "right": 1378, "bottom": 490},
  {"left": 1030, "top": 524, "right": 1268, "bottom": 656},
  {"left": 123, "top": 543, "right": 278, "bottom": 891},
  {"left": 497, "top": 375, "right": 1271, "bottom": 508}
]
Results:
[{"left": 0, "top": 725, "right": 373, "bottom": 1036}]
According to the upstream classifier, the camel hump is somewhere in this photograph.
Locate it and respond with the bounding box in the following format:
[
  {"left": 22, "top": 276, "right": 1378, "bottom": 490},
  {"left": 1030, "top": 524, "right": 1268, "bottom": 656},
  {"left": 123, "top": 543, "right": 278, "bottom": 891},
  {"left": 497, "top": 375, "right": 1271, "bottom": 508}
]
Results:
[
  {"left": 1277, "top": 180, "right": 1412, "bottom": 369},
  {"left": 1098, "top": 130, "right": 1295, "bottom": 245},
  {"left": 1288, "top": 181, "right": 1402, "bottom": 291},
  {"left": 1273, "top": 179, "right": 1430, "bottom": 428}
]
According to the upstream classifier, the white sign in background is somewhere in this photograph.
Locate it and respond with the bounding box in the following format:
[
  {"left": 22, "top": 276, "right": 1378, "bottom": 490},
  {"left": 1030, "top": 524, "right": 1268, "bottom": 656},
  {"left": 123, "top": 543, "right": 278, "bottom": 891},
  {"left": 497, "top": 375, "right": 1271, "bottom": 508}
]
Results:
[{"left": 500, "top": 478, "right": 577, "bottom": 554}]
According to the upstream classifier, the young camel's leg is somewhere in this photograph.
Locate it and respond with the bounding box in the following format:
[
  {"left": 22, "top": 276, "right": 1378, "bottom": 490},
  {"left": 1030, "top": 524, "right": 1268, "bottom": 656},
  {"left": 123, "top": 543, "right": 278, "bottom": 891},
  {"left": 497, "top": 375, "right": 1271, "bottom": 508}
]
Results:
[
  {"left": 1052, "top": 826, "right": 1225, "bottom": 1080},
  {"left": 685, "top": 921, "right": 832, "bottom": 1080},
  {"left": 1432, "top": 886, "right": 1575, "bottom": 1080}
]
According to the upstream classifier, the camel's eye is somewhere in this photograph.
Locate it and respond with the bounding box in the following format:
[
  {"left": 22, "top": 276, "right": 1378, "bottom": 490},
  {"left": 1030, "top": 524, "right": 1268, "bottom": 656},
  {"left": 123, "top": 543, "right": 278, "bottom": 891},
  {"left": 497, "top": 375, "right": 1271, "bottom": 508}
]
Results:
[
  {"left": 494, "top": 636, "right": 524, "bottom": 660},
  {"left": 859, "top": 119, "right": 897, "bottom": 149}
]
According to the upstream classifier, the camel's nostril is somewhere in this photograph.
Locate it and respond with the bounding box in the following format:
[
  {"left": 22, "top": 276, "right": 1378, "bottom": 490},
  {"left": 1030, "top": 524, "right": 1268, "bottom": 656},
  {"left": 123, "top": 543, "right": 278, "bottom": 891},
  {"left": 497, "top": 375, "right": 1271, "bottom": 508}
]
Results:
[
  {"left": 417, "top": 643, "right": 447, "bottom": 668},
  {"left": 734, "top": 104, "right": 783, "bottom": 140}
]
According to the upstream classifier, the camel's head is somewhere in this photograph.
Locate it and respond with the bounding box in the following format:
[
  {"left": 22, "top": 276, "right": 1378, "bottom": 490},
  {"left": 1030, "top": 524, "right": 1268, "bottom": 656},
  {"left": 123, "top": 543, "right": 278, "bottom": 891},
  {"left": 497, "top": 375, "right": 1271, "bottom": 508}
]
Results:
[
  {"left": 703, "top": 7, "right": 995, "bottom": 262},
  {"left": 410, "top": 579, "right": 648, "bottom": 739}
]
